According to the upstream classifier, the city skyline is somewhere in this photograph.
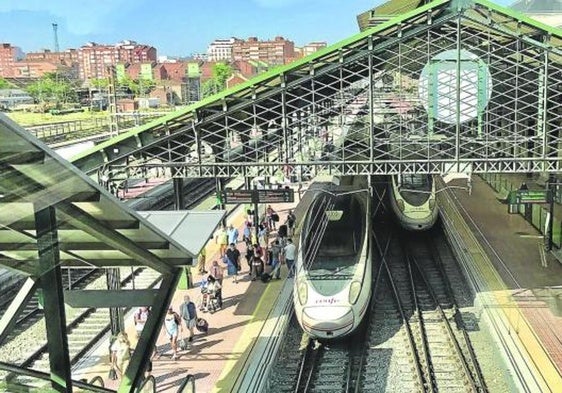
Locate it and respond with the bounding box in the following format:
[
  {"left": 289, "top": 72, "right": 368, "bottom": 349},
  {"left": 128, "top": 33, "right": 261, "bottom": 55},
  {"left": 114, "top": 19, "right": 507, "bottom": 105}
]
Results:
[{"left": 0, "top": 0, "right": 515, "bottom": 57}]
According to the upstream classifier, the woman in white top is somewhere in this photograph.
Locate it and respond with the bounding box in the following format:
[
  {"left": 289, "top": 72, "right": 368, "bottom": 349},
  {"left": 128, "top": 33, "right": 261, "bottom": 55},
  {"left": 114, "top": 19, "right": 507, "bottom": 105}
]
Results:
[{"left": 110, "top": 332, "right": 131, "bottom": 379}]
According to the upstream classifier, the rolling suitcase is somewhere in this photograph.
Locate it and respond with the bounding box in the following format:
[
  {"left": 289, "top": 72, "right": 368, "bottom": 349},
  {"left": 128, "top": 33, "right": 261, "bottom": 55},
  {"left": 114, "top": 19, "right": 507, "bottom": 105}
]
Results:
[
  {"left": 278, "top": 224, "right": 288, "bottom": 237},
  {"left": 196, "top": 318, "right": 209, "bottom": 333}
]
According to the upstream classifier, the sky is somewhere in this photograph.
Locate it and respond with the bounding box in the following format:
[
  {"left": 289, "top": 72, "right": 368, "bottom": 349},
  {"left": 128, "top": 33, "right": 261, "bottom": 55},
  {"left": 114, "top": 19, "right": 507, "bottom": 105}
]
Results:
[{"left": 0, "top": 0, "right": 516, "bottom": 57}]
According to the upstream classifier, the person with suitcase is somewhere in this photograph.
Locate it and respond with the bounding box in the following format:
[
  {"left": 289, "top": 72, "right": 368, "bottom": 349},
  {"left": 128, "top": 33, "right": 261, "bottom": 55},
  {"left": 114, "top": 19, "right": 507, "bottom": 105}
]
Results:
[{"left": 180, "top": 296, "right": 197, "bottom": 346}]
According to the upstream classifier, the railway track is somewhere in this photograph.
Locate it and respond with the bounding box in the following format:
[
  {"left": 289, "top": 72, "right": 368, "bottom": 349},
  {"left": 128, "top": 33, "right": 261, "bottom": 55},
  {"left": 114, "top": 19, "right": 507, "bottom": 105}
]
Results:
[
  {"left": 6, "top": 267, "right": 162, "bottom": 388},
  {"left": 0, "top": 268, "right": 103, "bottom": 342},
  {"left": 374, "top": 227, "right": 487, "bottom": 393},
  {"left": 270, "top": 222, "right": 489, "bottom": 393}
]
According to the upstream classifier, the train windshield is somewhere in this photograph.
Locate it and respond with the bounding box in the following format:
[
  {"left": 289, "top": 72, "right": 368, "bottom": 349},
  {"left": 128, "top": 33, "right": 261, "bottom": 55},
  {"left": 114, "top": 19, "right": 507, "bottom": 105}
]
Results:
[
  {"left": 399, "top": 174, "right": 431, "bottom": 191},
  {"left": 302, "top": 194, "right": 366, "bottom": 294},
  {"left": 397, "top": 174, "right": 432, "bottom": 206}
]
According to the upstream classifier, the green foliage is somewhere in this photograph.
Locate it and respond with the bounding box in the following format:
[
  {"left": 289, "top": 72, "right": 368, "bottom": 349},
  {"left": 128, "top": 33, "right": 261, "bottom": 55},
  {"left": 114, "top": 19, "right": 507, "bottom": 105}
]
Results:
[
  {"left": 0, "top": 77, "right": 12, "bottom": 89},
  {"left": 118, "top": 76, "right": 155, "bottom": 97},
  {"left": 202, "top": 62, "right": 233, "bottom": 98},
  {"left": 90, "top": 78, "right": 109, "bottom": 89},
  {"left": 26, "top": 73, "right": 77, "bottom": 108}
]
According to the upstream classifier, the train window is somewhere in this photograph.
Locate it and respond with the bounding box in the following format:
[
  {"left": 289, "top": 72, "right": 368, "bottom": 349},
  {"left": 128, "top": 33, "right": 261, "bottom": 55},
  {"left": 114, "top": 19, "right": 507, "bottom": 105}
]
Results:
[
  {"left": 399, "top": 174, "right": 431, "bottom": 191},
  {"left": 325, "top": 210, "right": 343, "bottom": 221}
]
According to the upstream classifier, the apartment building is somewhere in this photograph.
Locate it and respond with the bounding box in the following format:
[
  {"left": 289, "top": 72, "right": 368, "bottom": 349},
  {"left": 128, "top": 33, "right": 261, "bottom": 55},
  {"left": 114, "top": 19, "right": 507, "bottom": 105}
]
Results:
[
  {"left": 207, "top": 38, "right": 242, "bottom": 61},
  {"left": 232, "top": 36, "right": 295, "bottom": 66},
  {"left": 0, "top": 43, "right": 24, "bottom": 77},
  {"left": 78, "top": 40, "right": 157, "bottom": 80}
]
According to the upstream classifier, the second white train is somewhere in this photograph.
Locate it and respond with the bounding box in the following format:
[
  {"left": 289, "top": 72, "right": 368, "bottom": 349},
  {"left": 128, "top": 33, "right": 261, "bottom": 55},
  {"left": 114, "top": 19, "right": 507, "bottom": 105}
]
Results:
[{"left": 388, "top": 174, "right": 439, "bottom": 231}]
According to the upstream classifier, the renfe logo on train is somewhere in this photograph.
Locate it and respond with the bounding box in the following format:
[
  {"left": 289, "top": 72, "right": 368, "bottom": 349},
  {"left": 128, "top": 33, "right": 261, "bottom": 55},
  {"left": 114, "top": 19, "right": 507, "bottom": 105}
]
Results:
[{"left": 315, "top": 298, "right": 340, "bottom": 305}]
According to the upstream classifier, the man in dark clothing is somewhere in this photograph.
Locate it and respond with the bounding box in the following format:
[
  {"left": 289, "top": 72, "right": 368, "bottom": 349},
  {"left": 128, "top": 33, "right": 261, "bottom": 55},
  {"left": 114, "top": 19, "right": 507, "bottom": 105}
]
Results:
[
  {"left": 225, "top": 243, "right": 241, "bottom": 283},
  {"left": 286, "top": 210, "right": 296, "bottom": 236}
]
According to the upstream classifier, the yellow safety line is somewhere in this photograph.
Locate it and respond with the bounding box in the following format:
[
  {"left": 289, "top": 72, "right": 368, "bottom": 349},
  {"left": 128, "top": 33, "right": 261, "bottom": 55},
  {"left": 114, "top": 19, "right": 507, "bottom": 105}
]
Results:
[
  {"left": 212, "top": 277, "right": 281, "bottom": 393},
  {"left": 438, "top": 190, "right": 561, "bottom": 392}
]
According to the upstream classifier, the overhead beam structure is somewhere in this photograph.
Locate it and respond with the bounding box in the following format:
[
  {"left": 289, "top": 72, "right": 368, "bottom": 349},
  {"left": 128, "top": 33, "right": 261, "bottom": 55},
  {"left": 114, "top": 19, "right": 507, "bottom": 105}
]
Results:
[{"left": 71, "top": 0, "right": 562, "bottom": 190}]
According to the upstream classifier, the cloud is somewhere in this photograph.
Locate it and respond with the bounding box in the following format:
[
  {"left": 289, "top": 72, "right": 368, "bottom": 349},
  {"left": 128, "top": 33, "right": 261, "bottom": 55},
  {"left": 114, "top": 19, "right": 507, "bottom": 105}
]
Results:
[{"left": 0, "top": 0, "right": 131, "bottom": 35}]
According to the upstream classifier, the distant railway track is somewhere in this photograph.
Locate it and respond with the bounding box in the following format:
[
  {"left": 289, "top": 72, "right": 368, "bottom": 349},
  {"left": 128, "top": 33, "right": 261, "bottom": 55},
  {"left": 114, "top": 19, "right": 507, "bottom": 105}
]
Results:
[
  {"left": 370, "top": 227, "right": 487, "bottom": 393},
  {"left": 0, "top": 268, "right": 102, "bottom": 339}
]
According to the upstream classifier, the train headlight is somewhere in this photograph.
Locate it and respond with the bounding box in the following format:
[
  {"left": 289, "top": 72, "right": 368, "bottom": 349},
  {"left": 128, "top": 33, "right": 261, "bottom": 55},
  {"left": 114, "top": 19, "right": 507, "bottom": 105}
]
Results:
[
  {"left": 429, "top": 198, "right": 436, "bottom": 210},
  {"left": 349, "top": 281, "right": 362, "bottom": 304},
  {"left": 397, "top": 199, "right": 405, "bottom": 212},
  {"left": 297, "top": 281, "right": 308, "bottom": 305}
]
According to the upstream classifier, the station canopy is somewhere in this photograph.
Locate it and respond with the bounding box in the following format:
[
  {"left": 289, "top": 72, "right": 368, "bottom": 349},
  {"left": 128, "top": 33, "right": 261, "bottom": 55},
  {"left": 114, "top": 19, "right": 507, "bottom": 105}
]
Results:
[
  {"left": 0, "top": 114, "right": 220, "bottom": 278},
  {"left": 70, "top": 0, "right": 562, "bottom": 181}
]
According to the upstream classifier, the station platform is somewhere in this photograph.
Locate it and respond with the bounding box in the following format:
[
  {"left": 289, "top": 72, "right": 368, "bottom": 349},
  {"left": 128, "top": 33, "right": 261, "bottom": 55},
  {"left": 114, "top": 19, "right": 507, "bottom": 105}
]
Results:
[
  {"left": 441, "top": 175, "right": 562, "bottom": 392},
  {"left": 71, "top": 175, "right": 562, "bottom": 392},
  {"left": 72, "top": 198, "right": 300, "bottom": 393}
]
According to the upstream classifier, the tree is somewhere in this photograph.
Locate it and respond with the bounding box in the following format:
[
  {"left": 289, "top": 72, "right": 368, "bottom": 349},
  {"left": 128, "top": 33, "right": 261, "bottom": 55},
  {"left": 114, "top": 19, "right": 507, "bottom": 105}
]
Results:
[
  {"left": 201, "top": 62, "right": 233, "bottom": 98},
  {"left": 26, "top": 73, "right": 77, "bottom": 108},
  {"left": 118, "top": 76, "right": 155, "bottom": 97},
  {"left": 0, "top": 78, "right": 11, "bottom": 89},
  {"left": 90, "top": 78, "right": 109, "bottom": 90}
]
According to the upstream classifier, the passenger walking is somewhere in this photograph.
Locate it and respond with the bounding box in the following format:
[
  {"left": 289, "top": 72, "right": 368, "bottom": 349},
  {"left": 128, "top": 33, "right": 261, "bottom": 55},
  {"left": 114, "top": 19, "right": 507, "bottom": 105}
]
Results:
[
  {"left": 258, "top": 224, "right": 268, "bottom": 249},
  {"left": 210, "top": 260, "right": 224, "bottom": 286},
  {"left": 164, "top": 307, "right": 182, "bottom": 360},
  {"left": 283, "top": 238, "right": 296, "bottom": 278},
  {"left": 214, "top": 225, "right": 229, "bottom": 258},
  {"left": 227, "top": 224, "right": 239, "bottom": 245},
  {"left": 133, "top": 306, "right": 150, "bottom": 339},
  {"left": 225, "top": 243, "right": 241, "bottom": 283},
  {"left": 243, "top": 222, "right": 252, "bottom": 246},
  {"left": 270, "top": 239, "right": 283, "bottom": 279},
  {"left": 285, "top": 210, "right": 296, "bottom": 236},
  {"left": 251, "top": 243, "right": 265, "bottom": 281},
  {"left": 110, "top": 332, "right": 131, "bottom": 380},
  {"left": 197, "top": 247, "right": 207, "bottom": 274},
  {"left": 180, "top": 296, "right": 197, "bottom": 345},
  {"left": 210, "top": 261, "right": 224, "bottom": 307},
  {"left": 266, "top": 205, "right": 277, "bottom": 230},
  {"left": 245, "top": 244, "right": 255, "bottom": 273}
]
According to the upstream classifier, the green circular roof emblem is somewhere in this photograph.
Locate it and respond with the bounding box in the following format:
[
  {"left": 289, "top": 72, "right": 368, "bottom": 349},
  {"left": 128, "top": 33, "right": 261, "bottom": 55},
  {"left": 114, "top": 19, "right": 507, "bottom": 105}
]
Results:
[{"left": 418, "top": 49, "right": 492, "bottom": 124}]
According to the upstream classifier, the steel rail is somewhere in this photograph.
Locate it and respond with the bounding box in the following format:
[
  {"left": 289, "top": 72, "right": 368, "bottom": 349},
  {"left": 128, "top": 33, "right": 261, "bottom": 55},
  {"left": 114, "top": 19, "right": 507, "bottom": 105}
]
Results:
[
  {"left": 381, "top": 236, "right": 426, "bottom": 391},
  {"left": 427, "top": 236, "right": 488, "bottom": 392},
  {"left": 405, "top": 251, "right": 435, "bottom": 392}
]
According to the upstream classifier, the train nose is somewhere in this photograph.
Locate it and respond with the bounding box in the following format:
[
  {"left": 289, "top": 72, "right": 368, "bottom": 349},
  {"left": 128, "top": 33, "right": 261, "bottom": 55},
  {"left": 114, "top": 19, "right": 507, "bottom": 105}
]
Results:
[{"left": 301, "top": 306, "right": 354, "bottom": 339}]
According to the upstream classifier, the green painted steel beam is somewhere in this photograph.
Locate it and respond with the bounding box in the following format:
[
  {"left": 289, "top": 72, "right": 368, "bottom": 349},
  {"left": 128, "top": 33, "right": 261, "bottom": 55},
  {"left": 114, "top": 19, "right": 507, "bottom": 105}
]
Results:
[
  {"left": 55, "top": 203, "right": 174, "bottom": 275},
  {"left": 118, "top": 270, "right": 182, "bottom": 393},
  {"left": 64, "top": 289, "right": 160, "bottom": 308},
  {"left": 34, "top": 205, "right": 72, "bottom": 392}
]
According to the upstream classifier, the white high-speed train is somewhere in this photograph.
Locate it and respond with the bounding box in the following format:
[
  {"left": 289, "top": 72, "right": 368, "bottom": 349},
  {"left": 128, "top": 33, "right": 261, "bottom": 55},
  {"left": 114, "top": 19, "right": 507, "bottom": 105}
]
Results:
[
  {"left": 293, "top": 177, "right": 372, "bottom": 339},
  {"left": 389, "top": 174, "right": 438, "bottom": 231}
]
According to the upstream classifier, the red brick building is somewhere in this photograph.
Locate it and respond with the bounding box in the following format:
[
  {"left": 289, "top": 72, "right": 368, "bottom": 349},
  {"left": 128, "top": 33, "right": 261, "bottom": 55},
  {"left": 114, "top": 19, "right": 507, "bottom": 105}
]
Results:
[
  {"left": 78, "top": 40, "right": 157, "bottom": 81},
  {"left": 11, "top": 61, "right": 59, "bottom": 78},
  {"left": 0, "top": 43, "right": 24, "bottom": 77},
  {"left": 25, "top": 49, "right": 79, "bottom": 66}
]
